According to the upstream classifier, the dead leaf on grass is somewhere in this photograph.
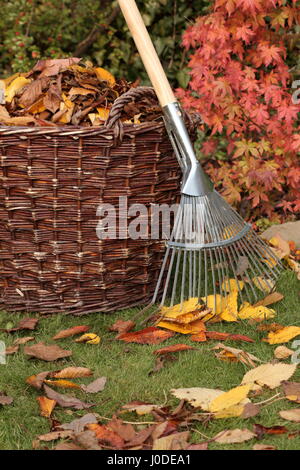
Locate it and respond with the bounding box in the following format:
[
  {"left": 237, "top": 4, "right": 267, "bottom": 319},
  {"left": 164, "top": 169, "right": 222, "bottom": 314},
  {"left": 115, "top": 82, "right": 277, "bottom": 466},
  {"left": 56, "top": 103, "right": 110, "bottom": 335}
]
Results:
[
  {"left": 253, "top": 423, "right": 288, "bottom": 439},
  {"left": 213, "top": 428, "right": 255, "bottom": 444},
  {"left": 60, "top": 413, "right": 98, "bottom": 433},
  {"left": 13, "top": 336, "right": 34, "bottom": 345},
  {"left": 26, "top": 371, "right": 50, "bottom": 389},
  {"left": 152, "top": 431, "right": 189, "bottom": 450},
  {"left": 153, "top": 344, "right": 195, "bottom": 356},
  {"left": 37, "top": 396, "right": 56, "bottom": 418},
  {"left": 109, "top": 319, "right": 135, "bottom": 334},
  {"left": 212, "top": 343, "right": 261, "bottom": 367},
  {"left": 279, "top": 409, "right": 300, "bottom": 423},
  {"left": 1, "top": 317, "right": 38, "bottom": 333},
  {"left": 24, "top": 342, "right": 72, "bottom": 361},
  {"left": 253, "top": 292, "right": 284, "bottom": 307},
  {"left": 282, "top": 381, "right": 300, "bottom": 403},
  {"left": 0, "top": 392, "right": 13, "bottom": 406},
  {"left": 44, "top": 385, "right": 95, "bottom": 410},
  {"left": 241, "top": 362, "right": 297, "bottom": 390},
  {"left": 274, "top": 345, "right": 294, "bottom": 359},
  {"left": 117, "top": 327, "right": 174, "bottom": 345},
  {"left": 52, "top": 325, "right": 90, "bottom": 340},
  {"left": 263, "top": 326, "right": 300, "bottom": 344},
  {"left": 51, "top": 366, "right": 93, "bottom": 379},
  {"left": 81, "top": 377, "right": 107, "bottom": 393},
  {"left": 253, "top": 444, "right": 277, "bottom": 450},
  {"left": 75, "top": 333, "right": 100, "bottom": 345}
]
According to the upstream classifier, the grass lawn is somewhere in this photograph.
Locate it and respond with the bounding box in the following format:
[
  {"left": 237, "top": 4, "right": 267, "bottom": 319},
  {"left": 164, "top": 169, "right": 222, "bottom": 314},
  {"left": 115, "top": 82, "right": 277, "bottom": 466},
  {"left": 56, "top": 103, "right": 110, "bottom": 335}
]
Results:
[{"left": 0, "top": 270, "right": 299, "bottom": 450}]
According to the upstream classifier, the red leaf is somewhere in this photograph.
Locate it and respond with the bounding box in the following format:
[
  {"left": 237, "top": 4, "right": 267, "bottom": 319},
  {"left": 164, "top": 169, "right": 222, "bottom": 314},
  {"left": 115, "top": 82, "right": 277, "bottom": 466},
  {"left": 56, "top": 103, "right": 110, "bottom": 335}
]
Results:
[{"left": 117, "top": 327, "right": 174, "bottom": 345}]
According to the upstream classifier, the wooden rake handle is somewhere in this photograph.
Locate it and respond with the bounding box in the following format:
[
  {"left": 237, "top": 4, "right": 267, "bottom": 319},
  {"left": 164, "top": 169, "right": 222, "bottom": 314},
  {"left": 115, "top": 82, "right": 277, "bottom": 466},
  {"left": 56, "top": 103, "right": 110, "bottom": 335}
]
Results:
[{"left": 117, "top": 0, "right": 176, "bottom": 108}]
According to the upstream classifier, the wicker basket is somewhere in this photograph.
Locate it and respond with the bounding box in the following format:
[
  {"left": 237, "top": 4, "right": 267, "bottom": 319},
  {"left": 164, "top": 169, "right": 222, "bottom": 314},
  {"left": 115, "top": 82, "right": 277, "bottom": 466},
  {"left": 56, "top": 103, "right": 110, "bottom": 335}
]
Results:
[{"left": 0, "top": 86, "right": 197, "bottom": 315}]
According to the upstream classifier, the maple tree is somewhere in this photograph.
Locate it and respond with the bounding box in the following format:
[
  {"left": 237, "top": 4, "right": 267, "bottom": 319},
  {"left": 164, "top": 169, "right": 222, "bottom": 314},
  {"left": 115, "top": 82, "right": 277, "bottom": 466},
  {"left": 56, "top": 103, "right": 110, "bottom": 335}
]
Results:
[{"left": 178, "top": 0, "right": 300, "bottom": 224}]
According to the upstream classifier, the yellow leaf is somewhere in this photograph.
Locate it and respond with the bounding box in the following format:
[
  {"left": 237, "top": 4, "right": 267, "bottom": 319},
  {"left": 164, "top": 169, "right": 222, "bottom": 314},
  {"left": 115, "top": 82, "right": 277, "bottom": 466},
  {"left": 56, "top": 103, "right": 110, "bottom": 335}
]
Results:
[
  {"left": 37, "top": 396, "right": 56, "bottom": 418},
  {"left": 44, "top": 379, "right": 81, "bottom": 389},
  {"left": 94, "top": 67, "right": 116, "bottom": 86},
  {"left": 201, "top": 294, "right": 223, "bottom": 315},
  {"left": 274, "top": 345, "right": 293, "bottom": 359},
  {"left": 5, "top": 76, "right": 31, "bottom": 103},
  {"left": 214, "top": 404, "right": 245, "bottom": 419},
  {"left": 96, "top": 107, "right": 110, "bottom": 121},
  {"left": 219, "top": 291, "right": 238, "bottom": 322},
  {"left": 58, "top": 93, "right": 74, "bottom": 124},
  {"left": 171, "top": 387, "right": 224, "bottom": 410},
  {"left": 160, "top": 298, "right": 201, "bottom": 319},
  {"left": 209, "top": 384, "right": 252, "bottom": 413},
  {"left": 157, "top": 319, "right": 206, "bottom": 335},
  {"left": 268, "top": 235, "right": 290, "bottom": 259},
  {"left": 264, "top": 326, "right": 300, "bottom": 344},
  {"left": 241, "top": 362, "right": 297, "bottom": 390},
  {"left": 27, "top": 96, "right": 46, "bottom": 114},
  {"left": 221, "top": 278, "right": 244, "bottom": 293},
  {"left": 287, "top": 258, "right": 300, "bottom": 280},
  {"left": 238, "top": 302, "right": 275, "bottom": 320},
  {"left": 75, "top": 333, "right": 101, "bottom": 344},
  {"left": 252, "top": 276, "right": 275, "bottom": 292}
]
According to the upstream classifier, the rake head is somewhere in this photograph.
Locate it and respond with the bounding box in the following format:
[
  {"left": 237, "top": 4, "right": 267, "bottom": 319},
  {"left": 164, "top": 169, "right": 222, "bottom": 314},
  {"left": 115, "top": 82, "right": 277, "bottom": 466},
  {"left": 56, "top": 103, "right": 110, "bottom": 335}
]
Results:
[{"left": 147, "top": 189, "right": 284, "bottom": 318}]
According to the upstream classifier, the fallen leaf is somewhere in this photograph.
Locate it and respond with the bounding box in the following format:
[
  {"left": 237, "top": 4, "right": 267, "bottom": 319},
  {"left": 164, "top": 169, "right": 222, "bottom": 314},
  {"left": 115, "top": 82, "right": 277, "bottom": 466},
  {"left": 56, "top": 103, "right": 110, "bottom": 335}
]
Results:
[
  {"left": 24, "top": 342, "right": 72, "bottom": 361},
  {"left": 13, "top": 336, "right": 34, "bottom": 345},
  {"left": 37, "top": 430, "right": 74, "bottom": 442},
  {"left": 121, "top": 401, "right": 160, "bottom": 415},
  {"left": 5, "top": 345, "right": 19, "bottom": 355},
  {"left": 268, "top": 235, "right": 290, "bottom": 259},
  {"left": 152, "top": 431, "right": 189, "bottom": 450},
  {"left": 282, "top": 381, "right": 300, "bottom": 403},
  {"left": 153, "top": 344, "right": 195, "bottom": 356},
  {"left": 26, "top": 371, "right": 50, "bottom": 389},
  {"left": 157, "top": 319, "right": 206, "bottom": 335},
  {"left": 253, "top": 292, "right": 284, "bottom": 307},
  {"left": 117, "top": 327, "right": 174, "bottom": 344},
  {"left": 253, "top": 423, "right": 288, "bottom": 439},
  {"left": 206, "top": 331, "right": 254, "bottom": 343},
  {"left": 87, "top": 423, "right": 124, "bottom": 449},
  {"left": 264, "top": 326, "right": 300, "bottom": 344},
  {"left": 253, "top": 444, "right": 277, "bottom": 450},
  {"left": 235, "top": 256, "right": 249, "bottom": 277},
  {"left": 212, "top": 343, "right": 261, "bottom": 367},
  {"left": 5, "top": 76, "right": 31, "bottom": 102},
  {"left": 52, "top": 325, "right": 90, "bottom": 340},
  {"left": 54, "top": 442, "right": 83, "bottom": 450},
  {"left": 60, "top": 413, "right": 98, "bottom": 433},
  {"left": 239, "top": 303, "right": 275, "bottom": 320},
  {"left": 73, "top": 430, "right": 101, "bottom": 450},
  {"left": 109, "top": 319, "right": 135, "bottom": 334},
  {"left": 218, "top": 291, "right": 239, "bottom": 322},
  {"left": 279, "top": 409, "right": 300, "bottom": 423},
  {"left": 171, "top": 387, "right": 224, "bottom": 410},
  {"left": 107, "top": 418, "right": 136, "bottom": 442},
  {"left": 274, "top": 345, "right": 294, "bottom": 359},
  {"left": 81, "top": 377, "right": 107, "bottom": 393},
  {"left": 44, "top": 385, "right": 95, "bottom": 410},
  {"left": 214, "top": 428, "right": 255, "bottom": 444},
  {"left": 1, "top": 317, "right": 38, "bottom": 333},
  {"left": 37, "top": 396, "right": 56, "bottom": 418},
  {"left": 241, "top": 403, "right": 261, "bottom": 418},
  {"left": 209, "top": 384, "right": 252, "bottom": 413},
  {"left": 51, "top": 367, "right": 93, "bottom": 379},
  {"left": 75, "top": 333, "right": 100, "bottom": 345},
  {"left": 187, "top": 442, "right": 208, "bottom": 450},
  {"left": 190, "top": 331, "right": 207, "bottom": 342},
  {"left": 44, "top": 379, "right": 81, "bottom": 390},
  {"left": 95, "top": 67, "right": 116, "bottom": 86},
  {"left": 252, "top": 276, "right": 275, "bottom": 293},
  {"left": 32, "top": 58, "right": 81, "bottom": 77},
  {"left": 0, "top": 392, "right": 13, "bottom": 405},
  {"left": 241, "top": 362, "right": 297, "bottom": 390}
]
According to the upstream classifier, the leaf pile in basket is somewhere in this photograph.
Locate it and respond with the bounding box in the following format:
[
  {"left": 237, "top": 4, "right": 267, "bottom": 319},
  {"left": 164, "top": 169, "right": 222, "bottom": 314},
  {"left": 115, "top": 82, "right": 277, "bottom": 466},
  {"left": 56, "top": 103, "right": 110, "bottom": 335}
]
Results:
[{"left": 0, "top": 58, "right": 162, "bottom": 127}]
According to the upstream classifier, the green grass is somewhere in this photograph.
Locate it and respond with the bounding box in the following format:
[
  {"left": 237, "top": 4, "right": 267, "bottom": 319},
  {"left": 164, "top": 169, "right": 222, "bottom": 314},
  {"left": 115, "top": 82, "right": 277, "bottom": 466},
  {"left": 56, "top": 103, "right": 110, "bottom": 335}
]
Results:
[{"left": 0, "top": 271, "right": 299, "bottom": 450}]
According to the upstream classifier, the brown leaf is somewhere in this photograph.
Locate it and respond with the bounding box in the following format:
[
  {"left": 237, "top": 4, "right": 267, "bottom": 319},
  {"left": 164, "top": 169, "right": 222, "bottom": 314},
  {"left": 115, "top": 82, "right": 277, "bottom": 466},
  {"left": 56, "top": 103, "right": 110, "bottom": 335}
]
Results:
[
  {"left": 125, "top": 425, "right": 156, "bottom": 448},
  {"left": 282, "top": 381, "right": 300, "bottom": 403},
  {"left": 5, "top": 345, "right": 19, "bottom": 355},
  {"left": 274, "top": 345, "right": 294, "bottom": 359},
  {"left": 73, "top": 430, "right": 101, "bottom": 450},
  {"left": 152, "top": 431, "right": 189, "bottom": 450},
  {"left": 186, "top": 443, "right": 208, "bottom": 450},
  {"left": 26, "top": 371, "right": 50, "bottom": 389},
  {"left": 19, "top": 77, "right": 49, "bottom": 108},
  {"left": 1, "top": 317, "right": 38, "bottom": 333},
  {"left": 31, "top": 58, "right": 81, "bottom": 77},
  {"left": 13, "top": 336, "right": 34, "bottom": 345},
  {"left": 279, "top": 409, "right": 300, "bottom": 422},
  {"left": 60, "top": 413, "right": 98, "bottom": 433},
  {"left": 0, "top": 392, "right": 13, "bottom": 406},
  {"left": 52, "top": 325, "right": 90, "bottom": 340},
  {"left": 44, "top": 385, "right": 95, "bottom": 410},
  {"left": 37, "top": 396, "right": 56, "bottom": 418},
  {"left": 153, "top": 344, "right": 195, "bottom": 356},
  {"left": 212, "top": 343, "right": 261, "bottom": 367},
  {"left": 44, "top": 379, "right": 82, "bottom": 390},
  {"left": 81, "top": 377, "right": 107, "bottom": 393},
  {"left": 50, "top": 367, "right": 92, "bottom": 379},
  {"left": 109, "top": 319, "right": 135, "bottom": 334},
  {"left": 117, "top": 327, "right": 174, "bottom": 345},
  {"left": 241, "top": 403, "right": 261, "bottom": 419},
  {"left": 87, "top": 423, "right": 125, "bottom": 449},
  {"left": 253, "top": 423, "right": 288, "bottom": 439},
  {"left": 253, "top": 292, "right": 284, "bottom": 307},
  {"left": 54, "top": 442, "right": 84, "bottom": 450},
  {"left": 253, "top": 444, "right": 277, "bottom": 450},
  {"left": 213, "top": 428, "right": 255, "bottom": 444},
  {"left": 107, "top": 418, "right": 136, "bottom": 442},
  {"left": 235, "top": 255, "right": 249, "bottom": 277},
  {"left": 24, "top": 342, "right": 72, "bottom": 361},
  {"left": 190, "top": 331, "right": 207, "bottom": 342},
  {"left": 206, "top": 331, "right": 254, "bottom": 343},
  {"left": 37, "top": 430, "right": 74, "bottom": 442}
]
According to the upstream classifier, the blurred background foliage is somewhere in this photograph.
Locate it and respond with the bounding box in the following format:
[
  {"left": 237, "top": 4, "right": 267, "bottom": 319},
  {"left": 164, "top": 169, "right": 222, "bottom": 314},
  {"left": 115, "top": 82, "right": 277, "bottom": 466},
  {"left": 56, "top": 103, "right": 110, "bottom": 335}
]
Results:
[{"left": 0, "top": 0, "right": 211, "bottom": 86}]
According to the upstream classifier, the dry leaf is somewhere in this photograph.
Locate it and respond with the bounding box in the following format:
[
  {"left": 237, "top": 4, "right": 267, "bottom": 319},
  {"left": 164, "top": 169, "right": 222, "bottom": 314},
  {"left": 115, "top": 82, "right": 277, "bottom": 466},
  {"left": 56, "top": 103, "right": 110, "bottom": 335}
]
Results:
[
  {"left": 157, "top": 319, "right": 206, "bottom": 335},
  {"left": 253, "top": 292, "right": 284, "bottom": 307},
  {"left": 44, "top": 379, "right": 81, "bottom": 390},
  {"left": 274, "top": 345, "right": 294, "bottom": 359},
  {"left": 209, "top": 384, "right": 252, "bottom": 413},
  {"left": 252, "top": 276, "right": 275, "bottom": 293},
  {"left": 117, "top": 327, "right": 174, "bottom": 344},
  {"left": 206, "top": 331, "right": 254, "bottom": 343},
  {"left": 73, "top": 430, "right": 101, "bottom": 450},
  {"left": 44, "top": 385, "right": 95, "bottom": 410},
  {"left": 238, "top": 302, "right": 275, "bottom": 320},
  {"left": 37, "top": 396, "right": 56, "bottom": 418},
  {"left": 0, "top": 392, "right": 13, "bottom": 406},
  {"left": 190, "top": 331, "right": 207, "bottom": 342},
  {"left": 268, "top": 234, "right": 290, "bottom": 259},
  {"left": 51, "top": 367, "right": 92, "bottom": 379},
  {"left": 75, "top": 333, "right": 100, "bottom": 345},
  {"left": 1, "top": 317, "right": 38, "bottom": 333},
  {"left": 253, "top": 444, "right": 277, "bottom": 450},
  {"left": 279, "top": 409, "right": 300, "bottom": 422},
  {"left": 107, "top": 418, "right": 136, "bottom": 442},
  {"left": 253, "top": 423, "right": 288, "bottom": 438},
  {"left": 60, "top": 413, "right": 98, "bottom": 433},
  {"left": 52, "top": 325, "right": 90, "bottom": 340},
  {"left": 54, "top": 442, "right": 84, "bottom": 450},
  {"left": 212, "top": 343, "right": 261, "bottom": 367},
  {"left": 214, "top": 428, "right": 255, "bottom": 444},
  {"left": 121, "top": 401, "right": 160, "bottom": 415},
  {"left": 37, "top": 430, "right": 74, "bottom": 442},
  {"left": 13, "top": 336, "right": 34, "bottom": 345},
  {"left": 171, "top": 387, "right": 224, "bottom": 410},
  {"left": 282, "top": 381, "right": 300, "bottom": 403},
  {"left": 26, "top": 371, "right": 50, "bottom": 389},
  {"left": 87, "top": 423, "right": 124, "bottom": 449},
  {"left": 152, "top": 431, "right": 189, "bottom": 450},
  {"left": 109, "top": 319, "right": 135, "bottom": 334},
  {"left": 24, "top": 342, "right": 72, "bottom": 361},
  {"left": 81, "top": 377, "right": 107, "bottom": 393},
  {"left": 5, "top": 345, "right": 19, "bottom": 355},
  {"left": 241, "top": 362, "right": 297, "bottom": 390},
  {"left": 264, "top": 326, "right": 300, "bottom": 344},
  {"left": 153, "top": 344, "right": 195, "bottom": 356},
  {"left": 241, "top": 403, "right": 261, "bottom": 418},
  {"left": 5, "top": 76, "right": 31, "bottom": 102}
]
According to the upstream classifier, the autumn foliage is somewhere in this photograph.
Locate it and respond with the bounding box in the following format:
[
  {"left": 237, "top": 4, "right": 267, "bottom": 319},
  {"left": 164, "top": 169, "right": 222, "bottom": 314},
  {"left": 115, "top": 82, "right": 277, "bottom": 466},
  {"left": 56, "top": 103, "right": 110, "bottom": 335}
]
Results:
[{"left": 178, "top": 0, "right": 300, "bottom": 225}]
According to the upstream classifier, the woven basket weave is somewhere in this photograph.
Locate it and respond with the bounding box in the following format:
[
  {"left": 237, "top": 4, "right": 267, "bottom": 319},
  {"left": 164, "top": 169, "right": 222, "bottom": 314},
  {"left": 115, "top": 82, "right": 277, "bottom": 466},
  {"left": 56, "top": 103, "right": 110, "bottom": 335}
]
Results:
[{"left": 0, "top": 86, "right": 197, "bottom": 315}]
